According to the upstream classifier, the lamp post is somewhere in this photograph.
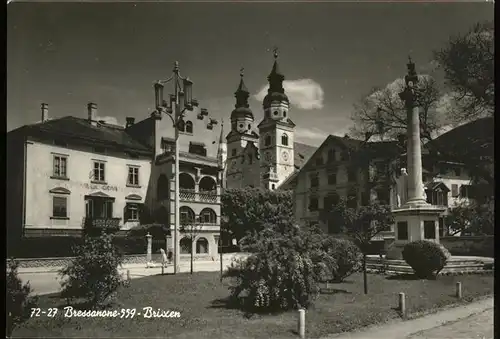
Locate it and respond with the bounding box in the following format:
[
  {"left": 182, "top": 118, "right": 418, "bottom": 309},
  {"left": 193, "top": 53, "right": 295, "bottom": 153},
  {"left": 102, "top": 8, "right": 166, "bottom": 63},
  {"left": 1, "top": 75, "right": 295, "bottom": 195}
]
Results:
[{"left": 154, "top": 61, "right": 193, "bottom": 275}]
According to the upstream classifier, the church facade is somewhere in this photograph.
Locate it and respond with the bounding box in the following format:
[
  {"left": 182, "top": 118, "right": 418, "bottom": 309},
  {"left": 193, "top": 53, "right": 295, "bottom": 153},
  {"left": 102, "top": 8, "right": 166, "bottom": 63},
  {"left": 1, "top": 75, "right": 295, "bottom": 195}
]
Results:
[{"left": 225, "top": 52, "right": 315, "bottom": 190}]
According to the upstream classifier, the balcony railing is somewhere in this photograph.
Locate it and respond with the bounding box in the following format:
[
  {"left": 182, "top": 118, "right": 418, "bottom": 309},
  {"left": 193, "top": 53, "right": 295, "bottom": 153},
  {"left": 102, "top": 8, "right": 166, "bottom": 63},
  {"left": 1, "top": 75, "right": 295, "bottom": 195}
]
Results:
[
  {"left": 179, "top": 189, "right": 218, "bottom": 203},
  {"left": 83, "top": 217, "right": 121, "bottom": 232}
]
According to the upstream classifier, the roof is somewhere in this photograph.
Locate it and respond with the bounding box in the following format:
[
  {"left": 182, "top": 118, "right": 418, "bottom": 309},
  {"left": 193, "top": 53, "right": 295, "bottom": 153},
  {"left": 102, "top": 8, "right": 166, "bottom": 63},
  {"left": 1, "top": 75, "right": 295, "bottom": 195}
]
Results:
[
  {"left": 14, "top": 116, "right": 152, "bottom": 154},
  {"left": 294, "top": 141, "right": 317, "bottom": 169},
  {"left": 425, "top": 181, "right": 450, "bottom": 192}
]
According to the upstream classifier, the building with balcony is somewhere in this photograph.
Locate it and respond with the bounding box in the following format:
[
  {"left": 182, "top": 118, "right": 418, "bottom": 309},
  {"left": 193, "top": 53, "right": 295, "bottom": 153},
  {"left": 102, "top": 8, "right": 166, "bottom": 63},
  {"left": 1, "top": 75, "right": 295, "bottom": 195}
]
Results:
[{"left": 7, "top": 97, "right": 225, "bottom": 259}]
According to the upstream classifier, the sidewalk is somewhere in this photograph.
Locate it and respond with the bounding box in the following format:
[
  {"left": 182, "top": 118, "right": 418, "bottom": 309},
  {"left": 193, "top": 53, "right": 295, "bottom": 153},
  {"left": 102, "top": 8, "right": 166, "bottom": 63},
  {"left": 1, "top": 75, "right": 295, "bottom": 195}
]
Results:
[{"left": 321, "top": 297, "right": 493, "bottom": 339}]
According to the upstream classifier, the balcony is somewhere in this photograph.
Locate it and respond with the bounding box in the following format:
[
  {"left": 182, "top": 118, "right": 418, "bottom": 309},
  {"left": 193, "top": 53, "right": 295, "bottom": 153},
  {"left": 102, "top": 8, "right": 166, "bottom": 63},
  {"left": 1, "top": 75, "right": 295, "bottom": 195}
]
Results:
[
  {"left": 179, "top": 189, "right": 218, "bottom": 203},
  {"left": 83, "top": 217, "right": 121, "bottom": 233}
]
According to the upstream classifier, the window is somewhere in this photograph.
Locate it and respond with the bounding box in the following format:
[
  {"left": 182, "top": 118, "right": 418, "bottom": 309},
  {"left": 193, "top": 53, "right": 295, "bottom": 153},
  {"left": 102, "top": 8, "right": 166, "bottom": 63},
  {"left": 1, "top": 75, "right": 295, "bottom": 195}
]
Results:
[
  {"left": 180, "top": 206, "right": 195, "bottom": 225},
  {"left": 281, "top": 133, "right": 289, "bottom": 146},
  {"left": 53, "top": 155, "right": 68, "bottom": 178},
  {"left": 347, "top": 193, "right": 357, "bottom": 209},
  {"left": 200, "top": 208, "right": 216, "bottom": 224},
  {"left": 273, "top": 110, "right": 279, "bottom": 116},
  {"left": 347, "top": 168, "right": 357, "bottom": 182},
  {"left": 180, "top": 237, "right": 191, "bottom": 254},
  {"left": 454, "top": 167, "right": 461, "bottom": 176},
  {"left": 283, "top": 110, "right": 287, "bottom": 117},
  {"left": 328, "top": 172, "right": 337, "bottom": 185},
  {"left": 460, "top": 185, "right": 471, "bottom": 198},
  {"left": 271, "top": 184, "right": 276, "bottom": 190},
  {"left": 451, "top": 184, "right": 459, "bottom": 197},
  {"left": 127, "top": 166, "right": 139, "bottom": 186},
  {"left": 93, "top": 161, "right": 105, "bottom": 182},
  {"left": 310, "top": 174, "right": 319, "bottom": 188},
  {"left": 185, "top": 121, "right": 193, "bottom": 133},
  {"left": 265, "top": 135, "right": 271, "bottom": 146},
  {"left": 178, "top": 120, "right": 185, "bottom": 132},
  {"left": 239, "top": 123, "right": 244, "bottom": 129},
  {"left": 424, "top": 221, "right": 436, "bottom": 239},
  {"left": 248, "top": 124, "right": 251, "bottom": 130},
  {"left": 196, "top": 237, "right": 209, "bottom": 254},
  {"left": 397, "top": 221, "right": 408, "bottom": 240},
  {"left": 124, "top": 203, "right": 140, "bottom": 221},
  {"left": 52, "top": 196, "right": 67, "bottom": 218},
  {"left": 231, "top": 149, "right": 237, "bottom": 156},
  {"left": 327, "top": 149, "right": 336, "bottom": 163},
  {"left": 85, "top": 198, "right": 113, "bottom": 218},
  {"left": 309, "top": 197, "right": 319, "bottom": 211},
  {"left": 438, "top": 218, "right": 445, "bottom": 237},
  {"left": 376, "top": 189, "right": 390, "bottom": 205}
]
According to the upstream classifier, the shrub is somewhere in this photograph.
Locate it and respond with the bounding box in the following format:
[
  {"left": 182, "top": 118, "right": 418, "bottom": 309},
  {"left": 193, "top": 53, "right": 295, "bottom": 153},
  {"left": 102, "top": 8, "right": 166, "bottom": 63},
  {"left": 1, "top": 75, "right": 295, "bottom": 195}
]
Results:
[
  {"left": 59, "top": 234, "right": 127, "bottom": 308},
  {"left": 223, "top": 222, "right": 336, "bottom": 312},
  {"left": 322, "top": 237, "right": 362, "bottom": 282},
  {"left": 6, "top": 259, "right": 38, "bottom": 338},
  {"left": 403, "top": 240, "right": 451, "bottom": 279}
]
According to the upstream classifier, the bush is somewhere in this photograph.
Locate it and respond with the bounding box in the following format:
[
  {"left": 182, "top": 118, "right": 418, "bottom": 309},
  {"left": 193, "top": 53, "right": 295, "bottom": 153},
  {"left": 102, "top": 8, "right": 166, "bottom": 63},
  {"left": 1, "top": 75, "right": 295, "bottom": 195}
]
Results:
[
  {"left": 223, "top": 222, "right": 336, "bottom": 312},
  {"left": 6, "top": 259, "right": 38, "bottom": 338},
  {"left": 59, "top": 234, "right": 127, "bottom": 308},
  {"left": 322, "top": 237, "right": 362, "bottom": 282},
  {"left": 403, "top": 240, "right": 451, "bottom": 279}
]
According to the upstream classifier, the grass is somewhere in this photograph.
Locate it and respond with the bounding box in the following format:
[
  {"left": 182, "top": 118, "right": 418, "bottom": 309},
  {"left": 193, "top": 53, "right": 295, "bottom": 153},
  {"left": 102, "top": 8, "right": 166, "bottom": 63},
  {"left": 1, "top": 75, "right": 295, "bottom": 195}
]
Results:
[{"left": 13, "top": 271, "right": 493, "bottom": 339}]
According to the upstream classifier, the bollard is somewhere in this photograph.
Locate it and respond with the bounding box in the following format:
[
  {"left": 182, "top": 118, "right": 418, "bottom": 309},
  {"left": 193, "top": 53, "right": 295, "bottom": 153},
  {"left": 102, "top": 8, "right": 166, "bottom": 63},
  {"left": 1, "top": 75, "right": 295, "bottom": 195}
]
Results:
[
  {"left": 398, "top": 292, "right": 406, "bottom": 316},
  {"left": 126, "top": 269, "right": 131, "bottom": 281},
  {"left": 456, "top": 282, "right": 462, "bottom": 299},
  {"left": 297, "top": 308, "right": 305, "bottom": 339}
]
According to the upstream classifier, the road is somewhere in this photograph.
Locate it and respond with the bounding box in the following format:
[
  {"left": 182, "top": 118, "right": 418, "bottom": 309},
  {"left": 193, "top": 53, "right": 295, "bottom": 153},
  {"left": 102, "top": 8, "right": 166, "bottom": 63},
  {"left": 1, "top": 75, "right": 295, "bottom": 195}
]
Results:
[
  {"left": 407, "top": 308, "right": 493, "bottom": 339},
  {"left": 19, "top": 259, "right": 238, "bottom": 296}
]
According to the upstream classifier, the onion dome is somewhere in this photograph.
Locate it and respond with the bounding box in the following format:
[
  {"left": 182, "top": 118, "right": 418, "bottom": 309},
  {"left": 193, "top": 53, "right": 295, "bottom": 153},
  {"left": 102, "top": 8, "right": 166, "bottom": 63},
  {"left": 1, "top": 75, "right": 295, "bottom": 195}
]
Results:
[
  {"left": 263, "top": 49, "right": 289, "bottom": 109},
  {"left": 230, "top": 68, "right": 254, "bottom": 120}
]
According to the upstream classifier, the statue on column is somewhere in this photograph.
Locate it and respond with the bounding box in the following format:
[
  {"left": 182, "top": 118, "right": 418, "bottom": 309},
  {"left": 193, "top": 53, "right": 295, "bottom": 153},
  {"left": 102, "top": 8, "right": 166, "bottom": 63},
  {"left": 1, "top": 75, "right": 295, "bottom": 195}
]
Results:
[{"left": 395, "top": 168, "right": 409, "bottom": 207}]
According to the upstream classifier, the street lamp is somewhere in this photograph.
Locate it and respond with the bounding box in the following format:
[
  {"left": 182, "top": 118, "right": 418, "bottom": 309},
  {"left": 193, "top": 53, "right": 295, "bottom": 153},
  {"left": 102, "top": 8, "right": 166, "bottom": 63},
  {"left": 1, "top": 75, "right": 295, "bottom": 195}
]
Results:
[{"left": 154, "top": 61, "right": 193, "bottom": 275}]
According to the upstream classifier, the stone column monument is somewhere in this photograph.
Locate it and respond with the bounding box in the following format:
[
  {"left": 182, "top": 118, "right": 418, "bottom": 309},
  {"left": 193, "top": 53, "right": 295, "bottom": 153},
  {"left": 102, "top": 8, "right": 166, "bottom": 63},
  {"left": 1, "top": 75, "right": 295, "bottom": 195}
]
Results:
[
  {"left": 386, "top": 57, "right": 446, "bottom": 260},
  {"left": 146, "top": 232, "right": 153, "bottom": 266}
]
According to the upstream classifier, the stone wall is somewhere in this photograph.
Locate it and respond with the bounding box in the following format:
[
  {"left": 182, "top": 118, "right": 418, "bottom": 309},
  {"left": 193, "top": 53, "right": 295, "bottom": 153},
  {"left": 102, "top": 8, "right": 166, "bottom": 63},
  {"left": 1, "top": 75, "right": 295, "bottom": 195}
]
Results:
[{"left": 440, "top": 236, "right": 494, "bottom": 257}]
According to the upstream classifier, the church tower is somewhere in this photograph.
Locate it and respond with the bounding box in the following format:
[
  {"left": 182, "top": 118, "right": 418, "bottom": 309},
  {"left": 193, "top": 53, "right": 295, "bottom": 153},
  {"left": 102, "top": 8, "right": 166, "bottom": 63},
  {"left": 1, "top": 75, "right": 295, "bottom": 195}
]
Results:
[
  {"left": 258, "top": 49, "right": 296, "bottom": 190},
  {"left": 226, "top": 68, "right": 261, "bottom": 189}
]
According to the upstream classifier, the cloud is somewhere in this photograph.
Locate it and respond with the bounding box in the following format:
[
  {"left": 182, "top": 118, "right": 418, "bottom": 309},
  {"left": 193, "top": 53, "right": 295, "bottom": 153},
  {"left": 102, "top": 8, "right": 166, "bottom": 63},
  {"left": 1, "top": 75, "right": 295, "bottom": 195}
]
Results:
[{"left": 254, "top": 79, "right": 324, "bottom": 110}]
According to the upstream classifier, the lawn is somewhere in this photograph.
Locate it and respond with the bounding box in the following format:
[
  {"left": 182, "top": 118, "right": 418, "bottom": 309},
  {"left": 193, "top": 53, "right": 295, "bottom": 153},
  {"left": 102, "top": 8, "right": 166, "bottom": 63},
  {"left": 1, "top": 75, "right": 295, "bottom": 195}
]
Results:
[{"left": 13, "top": 271, "right": 494, "bottom": 339}]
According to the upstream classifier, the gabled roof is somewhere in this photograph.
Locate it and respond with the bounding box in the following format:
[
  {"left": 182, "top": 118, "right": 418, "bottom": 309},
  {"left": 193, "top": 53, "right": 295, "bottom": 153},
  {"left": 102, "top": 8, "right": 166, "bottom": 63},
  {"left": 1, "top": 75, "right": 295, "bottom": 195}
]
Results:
[
  {"left": 11, "top": 116, "right": 152, "bottom": 155},
  {"left": 293, "top": 141, "right": 317, "bottom": 169},
  {"left": 425, "top": 181, "right": 450, "bottom": 192}
]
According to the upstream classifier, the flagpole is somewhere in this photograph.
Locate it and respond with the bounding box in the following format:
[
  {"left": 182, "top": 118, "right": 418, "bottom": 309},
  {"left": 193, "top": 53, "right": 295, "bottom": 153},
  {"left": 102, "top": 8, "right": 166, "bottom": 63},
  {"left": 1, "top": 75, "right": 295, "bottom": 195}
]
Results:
[{"left": 218, "top": 119, "right": 225, "bottom": 282}]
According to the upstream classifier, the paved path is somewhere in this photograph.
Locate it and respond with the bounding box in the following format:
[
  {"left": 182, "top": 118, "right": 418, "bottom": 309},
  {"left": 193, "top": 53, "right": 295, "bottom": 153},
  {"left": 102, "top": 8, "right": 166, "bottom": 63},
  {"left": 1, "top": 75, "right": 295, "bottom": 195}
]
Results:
[
  {"left": 19, "top": 260, "right": 237, "bottom": 296},
  {"left": 407, "top": 308, "right": 493, "bottom": 339},
  {"left": 322, "top": 297, "right": 493, "bottom": 339}
]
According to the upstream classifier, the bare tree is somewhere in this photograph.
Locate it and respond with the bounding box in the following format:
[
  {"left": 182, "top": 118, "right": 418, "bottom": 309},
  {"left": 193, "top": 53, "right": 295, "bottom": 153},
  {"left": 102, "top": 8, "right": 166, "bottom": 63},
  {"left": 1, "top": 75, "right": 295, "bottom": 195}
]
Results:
[
  {"left": 434, "top": 21, "right": 494, "bottom": 123},
  {"left": 179, "top": 218, "right": 203, "bottom": 275},
  {"left": 350, "top": 75, "right": 443, "bottom": 143}
]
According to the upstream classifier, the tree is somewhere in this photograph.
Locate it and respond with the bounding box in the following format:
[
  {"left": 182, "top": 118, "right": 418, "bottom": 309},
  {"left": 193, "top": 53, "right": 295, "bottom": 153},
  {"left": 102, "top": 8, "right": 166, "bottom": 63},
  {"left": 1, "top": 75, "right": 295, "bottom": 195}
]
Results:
[
  {"left": 350, "top": 75, "right": 443, "bottom": 143},
  {"left": 223, "top": 220, "right": 337, "bottom": 312},
  {"left": 59, "top": 234, "right": 126, "bottom": 308},
  {"left": 445, "top": 200, "right": 494, "bottom": 236},
  {"left": 179, "top": 217, "right": 203, "bottom": 275},
  {"left": 6, "top": 260, "right": 38, "bottom": 338},
  {"left": 434, "top": 21, "right": 494, "bottom": 123},
  {"left": 328, "top": 198, "right": 394, "bottom": 294},
  {"left": 221, "top": 188, "right": 294, "bottom": 250}
]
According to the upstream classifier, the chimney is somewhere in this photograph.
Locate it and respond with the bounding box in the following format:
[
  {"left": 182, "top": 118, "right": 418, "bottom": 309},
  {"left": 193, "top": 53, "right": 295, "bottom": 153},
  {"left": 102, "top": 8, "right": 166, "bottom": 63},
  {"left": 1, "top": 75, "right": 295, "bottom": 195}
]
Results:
[
  {"left": 126, "top": 117, "right": 135, "bottom": 128},
  {"left": 87, "top": 102, "right": 97, "bottom": 122},
  {"left": 41, "top": 103, "right": 49, "bottom": 122}
]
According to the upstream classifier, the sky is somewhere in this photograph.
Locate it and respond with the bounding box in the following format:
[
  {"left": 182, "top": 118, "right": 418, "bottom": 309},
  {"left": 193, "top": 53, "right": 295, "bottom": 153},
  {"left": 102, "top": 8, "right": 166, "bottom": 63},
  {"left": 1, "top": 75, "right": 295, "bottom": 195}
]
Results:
[{"left": 7, "top": 1, "right": 493, "bottom": 146}]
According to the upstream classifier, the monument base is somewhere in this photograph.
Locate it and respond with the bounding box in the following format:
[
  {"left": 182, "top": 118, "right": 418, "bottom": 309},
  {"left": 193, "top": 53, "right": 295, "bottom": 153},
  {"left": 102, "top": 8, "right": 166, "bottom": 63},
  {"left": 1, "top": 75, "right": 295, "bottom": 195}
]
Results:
[{"left": 387, "top": 203, "right": 446, "bottom": 260}]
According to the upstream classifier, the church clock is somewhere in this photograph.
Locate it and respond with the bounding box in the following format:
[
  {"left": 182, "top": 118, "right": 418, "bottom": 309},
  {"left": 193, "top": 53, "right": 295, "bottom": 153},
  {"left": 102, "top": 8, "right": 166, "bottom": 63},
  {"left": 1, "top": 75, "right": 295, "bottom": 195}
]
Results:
[{"left": 281, "top": 150, "right": 289, "bottom": 163}]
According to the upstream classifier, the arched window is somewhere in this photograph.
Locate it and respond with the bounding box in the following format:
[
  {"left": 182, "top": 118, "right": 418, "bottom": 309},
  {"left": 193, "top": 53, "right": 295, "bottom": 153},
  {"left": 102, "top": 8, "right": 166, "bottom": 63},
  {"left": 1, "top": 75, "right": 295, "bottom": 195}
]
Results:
[
  {"left": 196, "top": 237, "right": 209, "bottom": 254},
  {"left": 281, "top": 133, "right": 289, "bottom": 146},
  {"left": 265, "top": 135, "right": 271, "bottom": 146},
  {"left": 180, "top": 206, "right": 195, "bottom": 225},
  {"left": 157, "top": 174, "right": 169, "bottom": 201},
  {"left": 271, "top": 184, "right": 276, "bottom": 190},
  {"left": 177, "top": 120, "right": 185, "bottom": 132},
  {"left": 185, "top": 121, "right": 193, "bottom": 134},
  {"left": 200, "top": 208, "right": 216, "bottom": 224},
  {"left": 180, "top": 237, "right": 191, "bottom": 254},
  {"left": 199, "top": 176, "right": 216, "bottom": 192},
  {"left": 283, "top": 110, "right": 287, "bottom": 118},
  {"left": 179, "top": 173, "right": 195, "bottom": 190}
]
